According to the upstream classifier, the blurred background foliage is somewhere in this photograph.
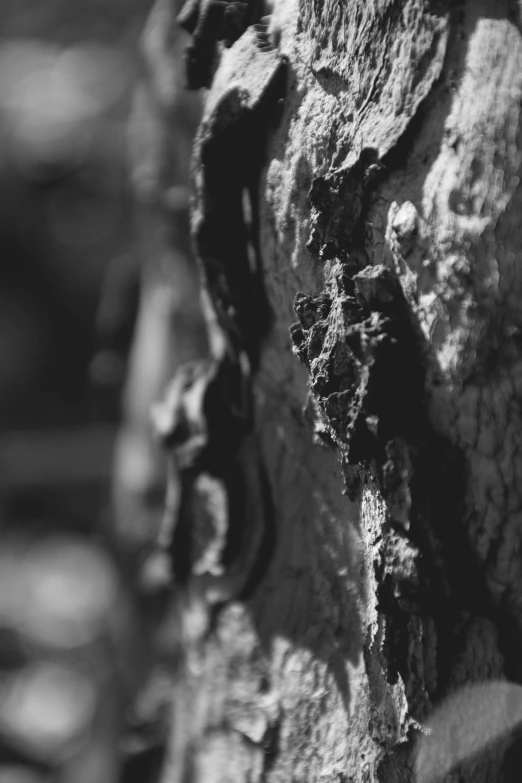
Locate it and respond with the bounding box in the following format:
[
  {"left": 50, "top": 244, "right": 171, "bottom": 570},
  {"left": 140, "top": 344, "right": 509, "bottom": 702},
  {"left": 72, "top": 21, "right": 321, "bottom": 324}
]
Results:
[{"left": 0, "top": 0, "right": 205, "bottom": 780}]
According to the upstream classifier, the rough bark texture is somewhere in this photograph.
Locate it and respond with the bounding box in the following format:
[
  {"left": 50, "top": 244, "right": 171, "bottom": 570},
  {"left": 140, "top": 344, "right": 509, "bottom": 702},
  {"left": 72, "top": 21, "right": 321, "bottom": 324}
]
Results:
[{"left": 139, "top": 0, "right": 522, "bottom": 780}]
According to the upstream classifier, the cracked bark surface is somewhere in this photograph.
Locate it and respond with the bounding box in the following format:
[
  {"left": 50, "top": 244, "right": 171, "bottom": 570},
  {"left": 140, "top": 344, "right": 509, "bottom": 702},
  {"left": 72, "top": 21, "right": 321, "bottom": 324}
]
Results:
[{"left": 140, "top": 0, "right": 522, "bottom": 780}]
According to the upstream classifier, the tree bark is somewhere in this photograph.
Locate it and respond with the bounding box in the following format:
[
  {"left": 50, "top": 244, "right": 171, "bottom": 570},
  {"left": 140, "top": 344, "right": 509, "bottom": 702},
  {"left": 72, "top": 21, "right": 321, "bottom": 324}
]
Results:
[{"left": 139, "top": 1, "right": 522, "bottom": 781}]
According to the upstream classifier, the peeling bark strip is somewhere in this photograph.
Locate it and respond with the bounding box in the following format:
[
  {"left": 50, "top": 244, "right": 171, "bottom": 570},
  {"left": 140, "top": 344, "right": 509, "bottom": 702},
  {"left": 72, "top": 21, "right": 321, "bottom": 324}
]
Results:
[
  {"left": 178, "top": 0, "right": 267, "bottom": 87},
  {"left": 146, "top": 0, "right": 522, "bottom": 781},
  {"left": 152, "top": 26, "right": 286, "bottom": 602}
]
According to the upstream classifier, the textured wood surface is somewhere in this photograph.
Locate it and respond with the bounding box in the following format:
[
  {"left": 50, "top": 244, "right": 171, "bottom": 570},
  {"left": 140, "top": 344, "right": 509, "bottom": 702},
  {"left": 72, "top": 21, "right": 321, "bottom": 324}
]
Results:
[{"left": 151, "top": 1, "right": 522, "bottom": 780}]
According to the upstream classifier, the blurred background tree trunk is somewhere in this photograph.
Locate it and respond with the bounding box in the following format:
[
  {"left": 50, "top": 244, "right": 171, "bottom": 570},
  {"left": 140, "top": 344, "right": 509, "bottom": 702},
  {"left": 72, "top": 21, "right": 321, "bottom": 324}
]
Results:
[
  {"left": 141, "top": 1, "right": 522, "bottom": 782},
  {"left": 0, "top": 2, "right": 206, "bottom": 781}
]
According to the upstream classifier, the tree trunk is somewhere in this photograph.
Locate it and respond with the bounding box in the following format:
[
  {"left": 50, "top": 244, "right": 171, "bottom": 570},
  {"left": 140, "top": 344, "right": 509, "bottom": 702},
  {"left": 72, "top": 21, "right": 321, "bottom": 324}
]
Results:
[{"left": 140, "top": 1, "right": 522, "bottom": 781}]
